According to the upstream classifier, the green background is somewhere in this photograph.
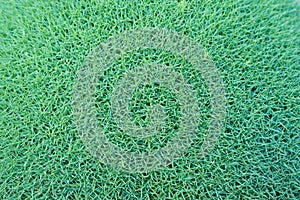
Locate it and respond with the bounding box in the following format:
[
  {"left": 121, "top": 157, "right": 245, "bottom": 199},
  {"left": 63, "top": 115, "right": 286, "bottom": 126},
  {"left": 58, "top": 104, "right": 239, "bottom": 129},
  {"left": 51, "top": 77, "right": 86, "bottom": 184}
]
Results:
[{"left": 1, "top": 0, "right": 299, "bottom": 199}]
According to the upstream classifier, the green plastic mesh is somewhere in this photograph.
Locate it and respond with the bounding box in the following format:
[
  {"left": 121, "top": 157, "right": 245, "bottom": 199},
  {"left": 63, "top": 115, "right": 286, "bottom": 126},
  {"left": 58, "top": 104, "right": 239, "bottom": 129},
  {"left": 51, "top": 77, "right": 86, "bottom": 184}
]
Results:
[
  {"left": 72, "top": 28, "right": 226, "bottom": 172},
  {"left": 0, "top": 0, "right": 299, "bottom": 199}
]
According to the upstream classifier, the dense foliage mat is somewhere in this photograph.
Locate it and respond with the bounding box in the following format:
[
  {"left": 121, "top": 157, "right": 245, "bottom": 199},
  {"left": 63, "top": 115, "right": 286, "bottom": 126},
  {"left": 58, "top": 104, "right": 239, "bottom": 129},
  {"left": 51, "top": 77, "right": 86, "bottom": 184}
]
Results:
[{"left": 1, "top": 0, "right": 299, "bottom": 199}]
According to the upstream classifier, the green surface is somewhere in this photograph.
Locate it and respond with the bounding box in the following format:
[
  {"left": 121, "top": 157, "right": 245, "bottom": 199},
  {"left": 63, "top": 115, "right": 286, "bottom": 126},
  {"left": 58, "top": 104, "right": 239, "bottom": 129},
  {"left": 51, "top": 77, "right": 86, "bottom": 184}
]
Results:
[{"left": 1, "top": 0, "right": 299, "bottom": 199}]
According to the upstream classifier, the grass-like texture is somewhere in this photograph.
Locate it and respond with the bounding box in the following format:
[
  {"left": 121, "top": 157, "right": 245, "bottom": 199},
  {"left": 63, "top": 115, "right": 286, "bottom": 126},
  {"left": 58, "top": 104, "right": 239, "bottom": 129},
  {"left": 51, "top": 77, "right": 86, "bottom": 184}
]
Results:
[{"left": 1, "top": 0, "right": 299, "bottom": 199}]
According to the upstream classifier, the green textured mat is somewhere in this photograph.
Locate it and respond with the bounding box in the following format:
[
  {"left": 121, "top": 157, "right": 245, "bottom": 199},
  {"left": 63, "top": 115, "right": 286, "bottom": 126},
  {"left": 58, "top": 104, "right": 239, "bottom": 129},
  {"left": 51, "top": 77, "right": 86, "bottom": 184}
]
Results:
[{"left": 1, "top": 0, "right": 299, "bottom": 199}]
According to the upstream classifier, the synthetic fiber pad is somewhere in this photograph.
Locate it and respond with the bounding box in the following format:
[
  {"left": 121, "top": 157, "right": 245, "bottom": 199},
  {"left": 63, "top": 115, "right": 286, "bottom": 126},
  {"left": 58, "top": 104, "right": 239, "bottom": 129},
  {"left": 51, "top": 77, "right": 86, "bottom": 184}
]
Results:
[{"left": 1, "top": 0, "right": 299, "bottom": 199}]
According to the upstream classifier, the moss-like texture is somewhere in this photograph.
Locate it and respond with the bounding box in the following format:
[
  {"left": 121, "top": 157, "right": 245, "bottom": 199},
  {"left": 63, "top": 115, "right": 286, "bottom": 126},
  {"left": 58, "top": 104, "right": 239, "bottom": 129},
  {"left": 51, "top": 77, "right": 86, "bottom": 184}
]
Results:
[{"left": 1, "top": 0, "right": 299, "bottom": 199}]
